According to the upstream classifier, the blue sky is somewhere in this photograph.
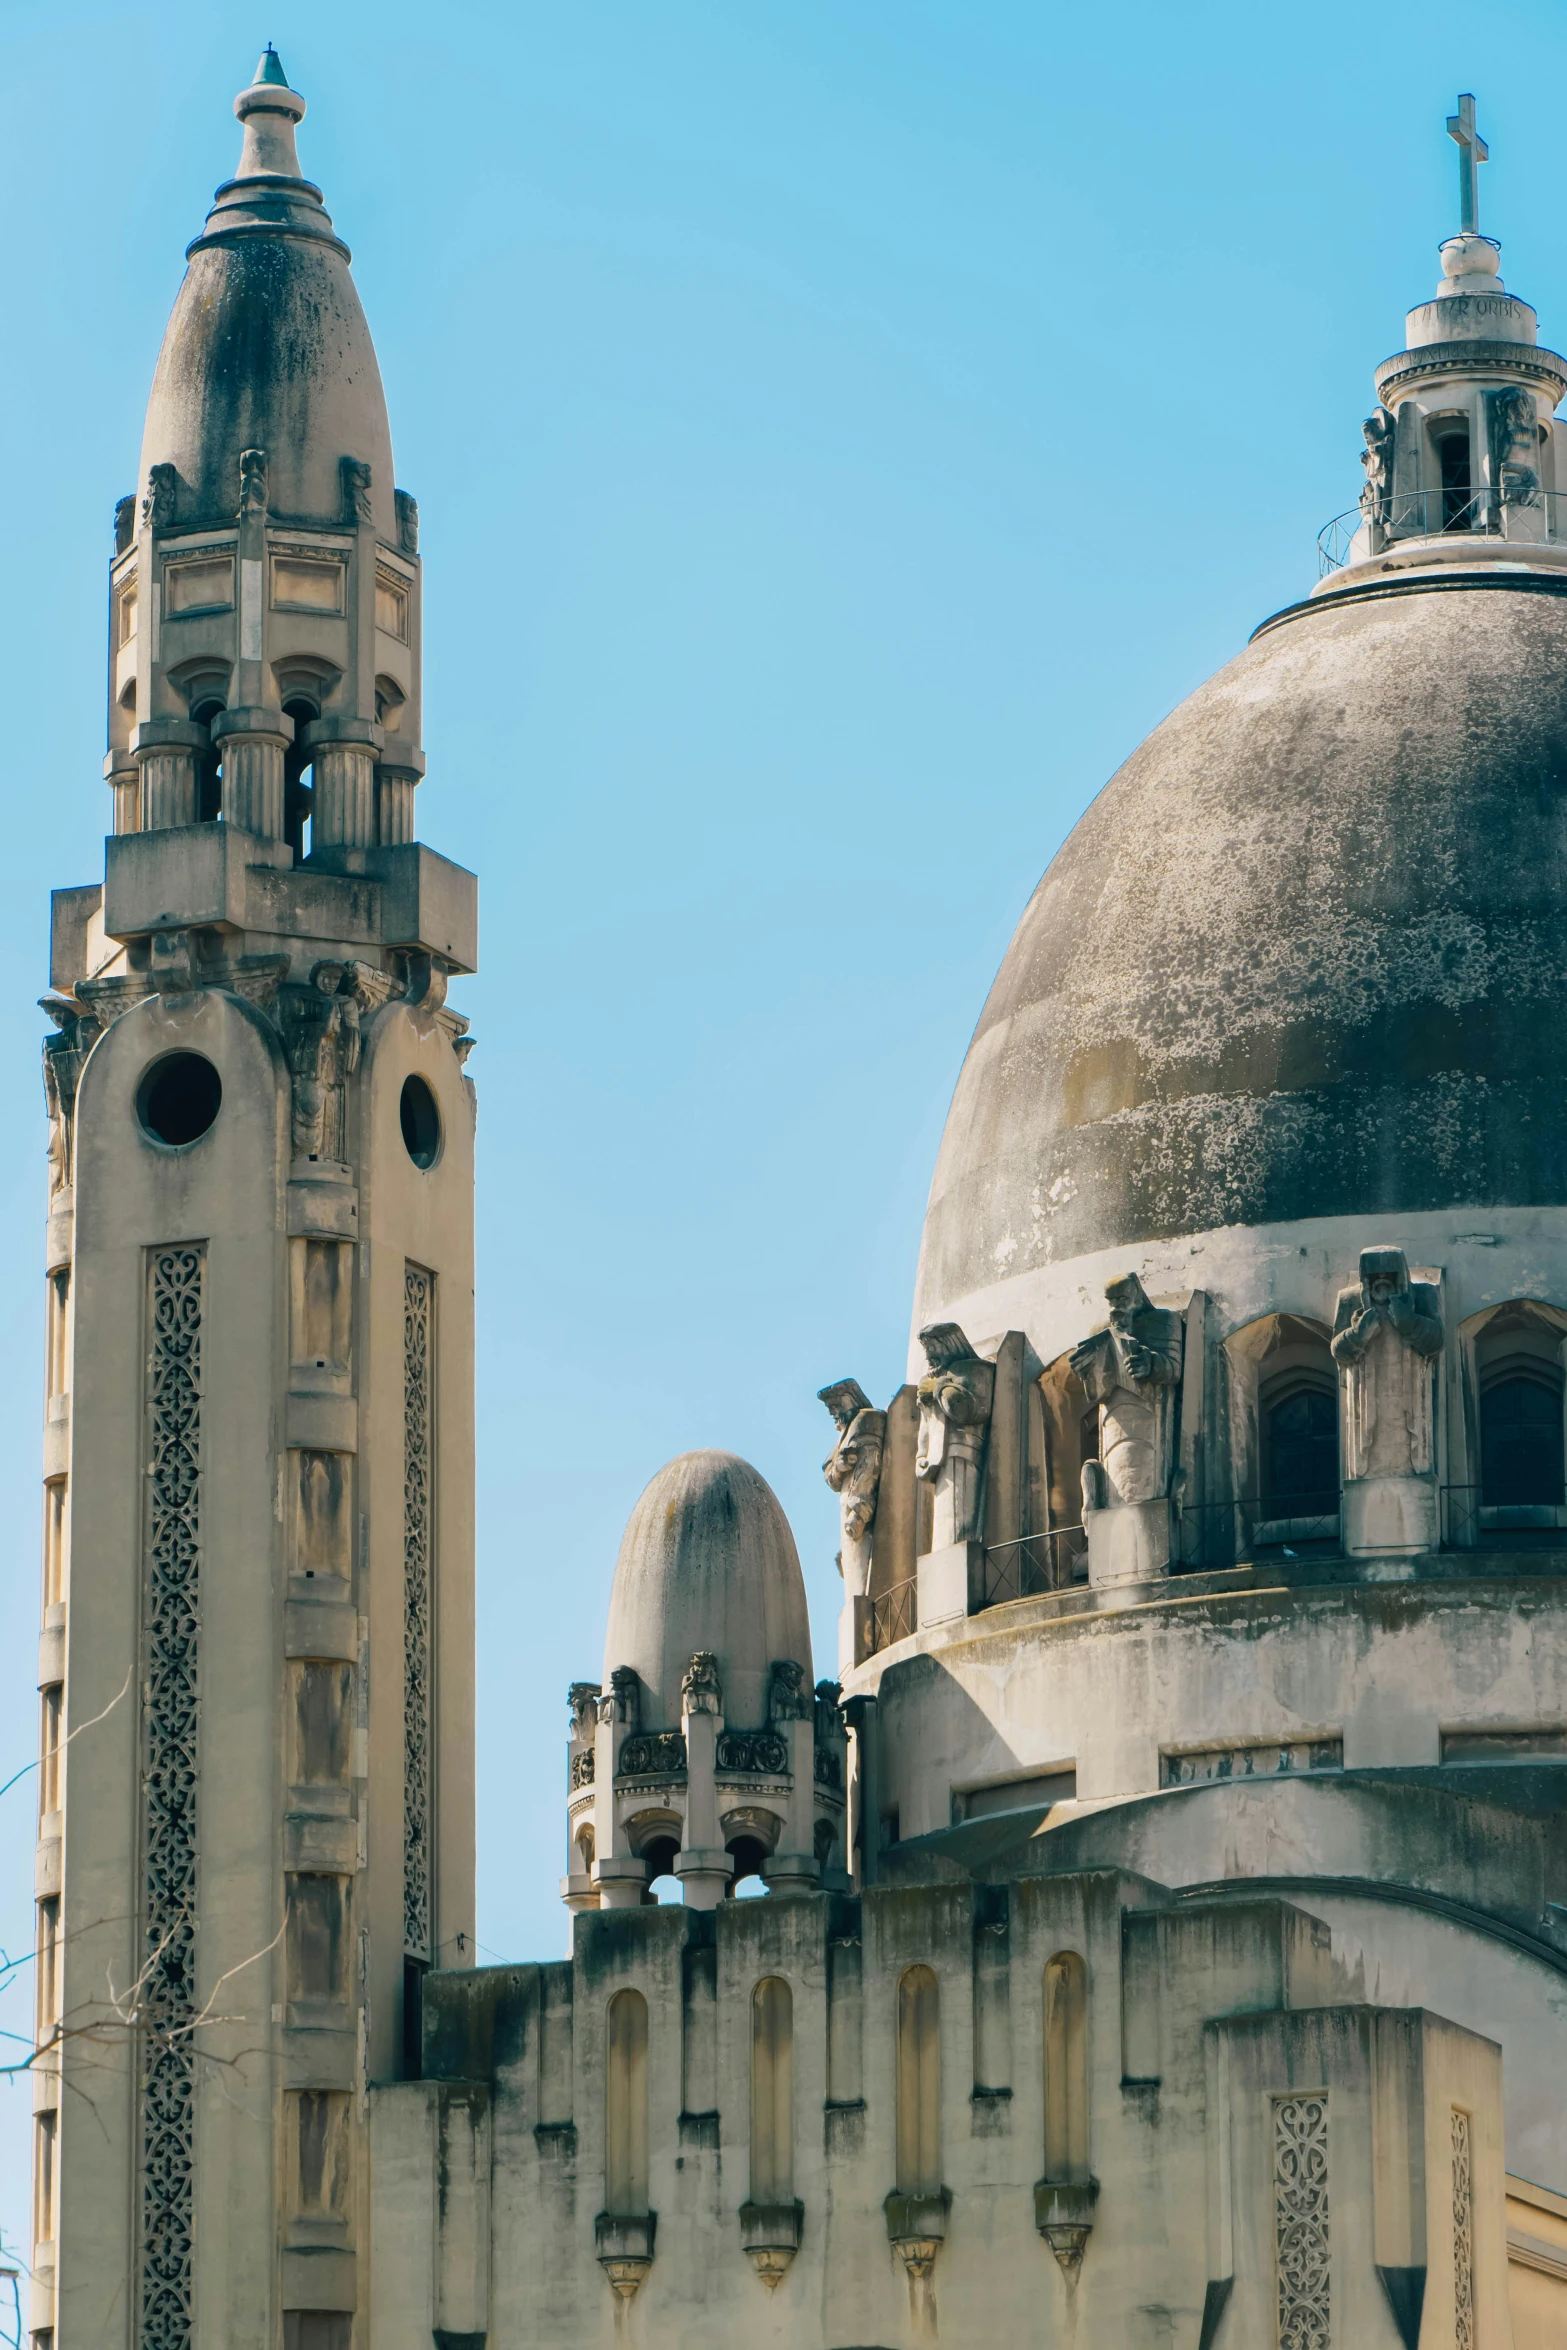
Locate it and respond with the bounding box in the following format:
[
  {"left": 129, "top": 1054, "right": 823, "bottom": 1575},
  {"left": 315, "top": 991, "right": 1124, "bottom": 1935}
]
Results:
[{"left": 1, "top": 0, "right": 1562, "bottom": 2280}]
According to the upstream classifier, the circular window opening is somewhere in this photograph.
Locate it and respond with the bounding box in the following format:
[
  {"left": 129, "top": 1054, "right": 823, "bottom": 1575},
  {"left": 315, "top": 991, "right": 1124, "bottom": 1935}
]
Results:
[
  {"left": 400, "top": 1074, "right": 441, "bottom": 1169},
  {"left": 138, "top": 1052, "right": 222, "bottom": 1148}
]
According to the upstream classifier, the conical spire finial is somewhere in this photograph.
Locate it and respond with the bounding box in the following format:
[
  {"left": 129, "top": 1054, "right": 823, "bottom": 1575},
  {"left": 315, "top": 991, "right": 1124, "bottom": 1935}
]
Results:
[{"left": 253, "top": 43, "right": 290, "bottom": 89}]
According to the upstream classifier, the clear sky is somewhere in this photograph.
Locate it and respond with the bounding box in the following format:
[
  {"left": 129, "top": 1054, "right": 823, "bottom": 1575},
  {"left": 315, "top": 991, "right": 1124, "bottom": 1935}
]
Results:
[{"left": 1, "top": 0, "right": 1562, "bottom": 2283}]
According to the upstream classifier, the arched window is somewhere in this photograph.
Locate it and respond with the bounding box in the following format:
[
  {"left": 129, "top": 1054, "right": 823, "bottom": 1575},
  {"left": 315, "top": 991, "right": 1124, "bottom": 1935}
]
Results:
[
  {"left": 1473, "top": 1302, "right": 1567, "bottom": 1512},
  {"left": 1481, "top": 1373, "right": 1565, "bottom": 1506},
  {"left": 749, "top": 1977, "right": 794, "bottom": 2206},
  {"left": 604, "top": 1988, "right": 649, "bottom": 2215},
  {"left": 1042, "top": 1952, "right": 1089, "bottom": 2183},
  {"left": 1263, "top": 1382, "right": 1339, "bottom": 1514},
  {"left": 895, "top": 1965, "right": 941, "bottom": 2197}
]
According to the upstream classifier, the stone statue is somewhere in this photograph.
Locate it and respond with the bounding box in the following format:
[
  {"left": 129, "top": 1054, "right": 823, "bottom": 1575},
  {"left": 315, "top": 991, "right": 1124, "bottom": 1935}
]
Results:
[
  {"left": 142, "top": 462, "right": 177, "bottom": 532},
  {"left": 681, "top": 1651, "right": 722, "bottom": 1716},
  {"left": 915, "top": 1322, "right": 995, "bottom": 1549},
  {"left": 768, "top": 1660, "right": 810, "bottom": 1723},
  {"left": 567, "top": 1682, "right": 601, "bottom": 1745},
  {"left": 238, "top": 446, "right": 268, "bottom": 519},
  {"left": 1489, "top": 386, "right": 1540, "bottom": 507},
  {"left": 1070, "top": 1273, "right": 1183, "bottom": 1514},
  {"left": 1070, "top": 1274, "right": 1184, "bottom": 1585},
  {"left": 1331, "top": 1247, "right": 1443, "bottom": 1487},
  {"left": 600, "top": 1665, "right": 641, "bottom": 1727},
  {"left": 395, "top": 488, "right": 420, "bottom": 554},
  {"left": 819, "top": 1378, "right": 886, "bottom": 1599},
  {"left": 341, "top": 456, "right": 374, "bottom": 524},
  {"left": 113, "top": 495, "right": 136, "bottom": 555},
  {"left": 1359, "top": 407, "right": 1396, "bottom": 525}
]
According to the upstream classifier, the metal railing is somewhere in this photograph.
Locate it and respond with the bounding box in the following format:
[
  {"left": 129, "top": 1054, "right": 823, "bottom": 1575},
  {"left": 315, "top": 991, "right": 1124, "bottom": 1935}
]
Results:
[
  {"left": 979, "top": 1527, "right": 1088, "bottom": 1608},
  {"left": 1177, "top": 1492, "right": 1341, "bottom": 1571},
  {"left": 1441, "top": 1484, "right": 1567, "bottom": 1550},
  {"left": 865, "top": 1575, "right": 916, "bottom": 1655},
  {"left": 1317, "top": 486, "right": 1567, "bottom": 577}
]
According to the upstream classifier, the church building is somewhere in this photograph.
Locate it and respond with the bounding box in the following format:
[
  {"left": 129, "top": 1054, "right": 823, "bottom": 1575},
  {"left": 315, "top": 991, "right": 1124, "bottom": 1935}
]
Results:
[{"left": 26, "top": 54, "right": 1567, "bottom": 2350}]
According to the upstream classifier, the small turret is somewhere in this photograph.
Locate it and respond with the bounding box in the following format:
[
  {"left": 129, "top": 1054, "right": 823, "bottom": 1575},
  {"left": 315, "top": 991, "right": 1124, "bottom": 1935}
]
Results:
[
  {"left": 1316, "top": 92, "right": 1567, "bottom": 590},
  {"left": 108, "top": 49, "right": 424, "bottom": 861}
]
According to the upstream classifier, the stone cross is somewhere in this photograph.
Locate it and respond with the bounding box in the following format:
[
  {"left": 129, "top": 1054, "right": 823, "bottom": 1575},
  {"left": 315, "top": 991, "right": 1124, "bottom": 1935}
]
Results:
[{"left": 1447, "top": 93, "right": 1488, "bottom": 237}]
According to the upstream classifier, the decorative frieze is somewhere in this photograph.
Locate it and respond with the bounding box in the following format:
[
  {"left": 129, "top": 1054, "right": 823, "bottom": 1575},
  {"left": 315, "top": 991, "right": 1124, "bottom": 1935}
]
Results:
[
  {"left": 1273, "top": 2093, "right": 1330, "bottom": 2350},
  {"left": 1452, "top": 2107, "right": 1474, "bottom": 2350},
  {"left": 617, "top": 1732, "right": 687, "bottom": 1779},
  {"left": 716, "top": 1730, "right": 788, "bottom": 1776},
  {"left": 140, "top": 1244, "right": 204, "bottom": 2350},
  {"left": 403, "top": 1264, "right": 433, "bottom": 1961}
]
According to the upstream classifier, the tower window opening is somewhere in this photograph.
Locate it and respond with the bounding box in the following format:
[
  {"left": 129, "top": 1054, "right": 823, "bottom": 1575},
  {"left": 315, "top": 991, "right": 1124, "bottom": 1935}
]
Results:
[
  {"left": 1437, "top": 429, "right": 1472, "bottom": 529},
  {"left": 283, "top": 695, "right": 318, "bottom": 858},
  {"left": 1262, "top": 1382, "right": 1339, "bottom": 1516},
  {"left": 1480, "top": 1370, "right": 1565, "bottom": 1506},
  {"left": 138, "top": 1052, "right": 222, "bottom": 1148},
  {"left": 399, "top": 1075, "right": 441, "bottom": 1169},
  {"left": 190, "top": 697, "right": 224, "bottom": 824}
]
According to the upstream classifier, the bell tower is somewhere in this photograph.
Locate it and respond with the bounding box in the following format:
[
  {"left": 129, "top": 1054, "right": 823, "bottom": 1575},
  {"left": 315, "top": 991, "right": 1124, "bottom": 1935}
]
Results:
[{"left": 32, "top": 50, "right": 477, "bottom": 2350}]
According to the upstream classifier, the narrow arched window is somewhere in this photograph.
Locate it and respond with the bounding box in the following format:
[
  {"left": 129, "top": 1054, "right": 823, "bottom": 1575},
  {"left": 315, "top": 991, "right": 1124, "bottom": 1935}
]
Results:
[
  {"left": 749, "top": 1976, "right": 794, "bottom": 2206},
  {"left": 1042, "top": 1951, "right": 1089, "bottom": 2182},
  {"left": 1481, "top": 1372, "right": 1566, "bottom": 1506},
  {"left": 605, "top": 1987, "right": 649, "bottom": 2215},
  {"left": 1263, "top": 1383, "right": 1339, "bottom": 1515},
  {"left": 895, "top": 1965, "right": 941, "bottom": 2197}
]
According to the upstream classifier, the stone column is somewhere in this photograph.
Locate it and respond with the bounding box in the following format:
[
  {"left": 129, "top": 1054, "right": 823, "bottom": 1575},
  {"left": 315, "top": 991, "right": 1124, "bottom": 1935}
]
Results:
[
  {"left": 305, "top": 718, "right": 383, "bottom": 861},
  {"left": 592, "top": 1669, "right": 647, "bottom": 1910},
  {"left": 376, "top": 750, "right": 426, "bottom": 845},
  {"left": 132, "top": 717, "right": 207, "bottom": 831},
  {"left": 674, "top": 1653, "right": 728, "bottom": 1908},
  {"left": 104, "top": 751, "right": 140, "bottom": 836},
  {"left": 213, "top": 707, "right": 292, "bottom": 839}
]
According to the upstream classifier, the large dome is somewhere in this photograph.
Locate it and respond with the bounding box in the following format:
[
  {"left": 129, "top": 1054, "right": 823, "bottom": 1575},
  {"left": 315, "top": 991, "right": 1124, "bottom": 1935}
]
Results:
[
  {"left": 915, "top": 575, "right": 1567, "bottom": 1327},
  {"left": 601, "top": 1450, "right": 812, "bottom": 1731}
]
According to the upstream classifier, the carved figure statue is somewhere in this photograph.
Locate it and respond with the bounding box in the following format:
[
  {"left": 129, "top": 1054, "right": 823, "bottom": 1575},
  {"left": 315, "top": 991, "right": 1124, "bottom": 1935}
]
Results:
[
  {"left": 1070, "top": 1273, "right": 1184, "bottom": 1516},
  {"left": 1359, "top": 407, "right": 1396, "bottom": 524},
  {"left": 113, "top": 495, "right": 136, "bottom": 555},
  {"left": 768, "top": 1660, "right": 810, "bottom": 1723},
  {"left": 600, "top": 1666, "right": 641, "bottom": 1728},
  {"left": 341, "top": 456, "right": 374, "bottom": 524},
  {"left": 238, "top": 447, "right": 268, "bottom": 519},
  {"left": 819, "top": 1378, "right": 886, "bottom": 1599},
  {"left": 395, "top": 488, "right": 420, "bottom": 554},
  {"left": 1331, "top": 1247, "right": 1443, "bottom": 1485},
  {"left": 1489, "top": 386, "right": 1541, "bottom": 507},
  {"left": 915, "top": 1322, "right": 995, "bottom": 1549},
  {"left": 277, "top": 969, "right": 365, "bottom": 1162},
  {"left": 142, "top": 462, "right": 177, "bottom": 532},
  {"left": 681, "top": 1652, "right": 723, "bottom": 1716},
  {"left": 567, "top": 1681, "right": 601, "bottom": 1744}
]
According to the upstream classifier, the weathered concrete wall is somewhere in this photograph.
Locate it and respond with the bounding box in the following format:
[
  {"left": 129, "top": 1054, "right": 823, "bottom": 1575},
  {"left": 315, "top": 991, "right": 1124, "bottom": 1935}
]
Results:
[{"left": 372, "top": 1881, "right": 1518, "bottom": 2350}]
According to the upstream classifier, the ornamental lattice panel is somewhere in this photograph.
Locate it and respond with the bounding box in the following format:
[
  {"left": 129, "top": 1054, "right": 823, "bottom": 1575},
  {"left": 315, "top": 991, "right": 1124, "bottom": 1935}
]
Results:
[
  {"left": 403, "top": 1264, "right": 433, "bottom": 1960},
  {"left": 140, "top": 1245, "right": 204, "bottom": 2350},
  {"left": 1274, "top": 2092, "right": 1330, "bottom": 2350},
  {"left": 1452, "top": 2107, "right": 1475, "bottom": 2350}
]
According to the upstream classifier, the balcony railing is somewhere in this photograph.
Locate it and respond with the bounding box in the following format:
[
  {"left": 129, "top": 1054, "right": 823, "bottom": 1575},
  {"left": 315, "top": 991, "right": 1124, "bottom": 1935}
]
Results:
[
  {"left": 1177, "top": 1492, "right": 1341, "bottom": 1571},
  {"left": 980, "top": 1527, "right": 1088, "bottom": 1608},
  {"left": 1317, "top": 486, "right": 1567, "bottom": 577},
  {"left": 865, "top": 1575, "right": 916, "bottom": 1655},
  {"left": 1441, "top": 1484, "right": 1567, "bottom": 1549}
]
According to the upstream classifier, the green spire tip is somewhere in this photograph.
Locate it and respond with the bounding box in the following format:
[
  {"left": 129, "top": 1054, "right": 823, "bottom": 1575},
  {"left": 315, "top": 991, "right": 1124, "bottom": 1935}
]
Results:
[{"left": 253, "top": 43, "right": 290, "bottom": 88}]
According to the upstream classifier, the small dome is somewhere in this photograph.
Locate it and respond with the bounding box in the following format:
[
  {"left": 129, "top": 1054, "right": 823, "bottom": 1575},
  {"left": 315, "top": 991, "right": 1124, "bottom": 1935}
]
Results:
[
  {"left": 915, "top": 578, "right": 1567, "bottom": 1329},
  {"left": 602, "top": 1451, "right": 812, "bottom": 1731},
  {"left": 138, "top": 54, "right": 396, "bottom": 538}
]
